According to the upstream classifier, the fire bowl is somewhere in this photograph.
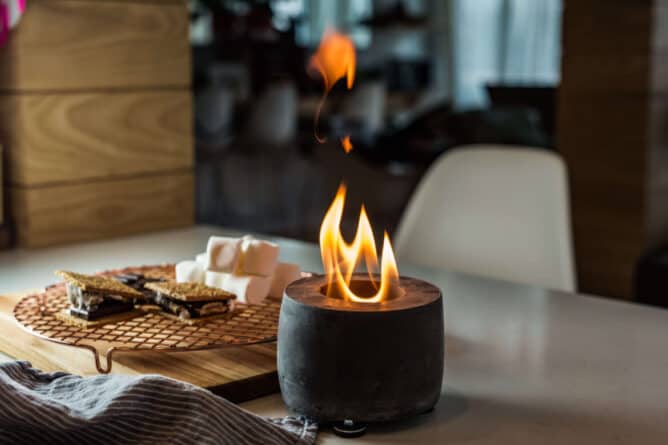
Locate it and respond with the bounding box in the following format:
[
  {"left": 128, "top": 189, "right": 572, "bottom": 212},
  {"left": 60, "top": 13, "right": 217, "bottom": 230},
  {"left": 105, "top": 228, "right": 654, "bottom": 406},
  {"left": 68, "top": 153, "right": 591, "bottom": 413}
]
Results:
[{"left": 278, "top": 273, "right": 444, "bottom": 423}]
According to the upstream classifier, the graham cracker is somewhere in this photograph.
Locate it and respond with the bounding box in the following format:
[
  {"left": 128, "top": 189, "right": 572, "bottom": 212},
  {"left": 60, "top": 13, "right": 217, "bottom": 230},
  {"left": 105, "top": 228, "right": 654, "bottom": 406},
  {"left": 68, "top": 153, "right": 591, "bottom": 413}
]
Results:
[
  {"left": 55, "top": 271, "right": 143, "bottom": 299},
  {"left": 145, "top": 281, "right": 235, "bottom": 302},
  {"left": 55, "top": 309, "right": 144, "bottom": 328}
]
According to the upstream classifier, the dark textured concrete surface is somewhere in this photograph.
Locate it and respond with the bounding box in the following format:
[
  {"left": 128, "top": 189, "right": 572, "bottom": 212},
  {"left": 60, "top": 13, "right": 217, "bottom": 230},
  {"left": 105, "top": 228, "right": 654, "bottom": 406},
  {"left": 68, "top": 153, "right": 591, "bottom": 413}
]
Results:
[{"left": 278, "top": 277, "right": 444, "bottom": 423}]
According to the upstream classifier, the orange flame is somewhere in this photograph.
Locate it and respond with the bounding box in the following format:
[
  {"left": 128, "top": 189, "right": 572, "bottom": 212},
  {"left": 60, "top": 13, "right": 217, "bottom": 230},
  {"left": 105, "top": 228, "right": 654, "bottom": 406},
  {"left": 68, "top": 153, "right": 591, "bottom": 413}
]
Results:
[
  {"left": 309, "top": 29, "right": 356, "bottom": 92},
  {"left": 320, "top": 183, "right": 401, "bottom": 303},
  {"left": 341, "top": 135, "right": 353, "bottom": 153},
  {"left": 309, "top": 29, "right": 356, "bottom": 150}
]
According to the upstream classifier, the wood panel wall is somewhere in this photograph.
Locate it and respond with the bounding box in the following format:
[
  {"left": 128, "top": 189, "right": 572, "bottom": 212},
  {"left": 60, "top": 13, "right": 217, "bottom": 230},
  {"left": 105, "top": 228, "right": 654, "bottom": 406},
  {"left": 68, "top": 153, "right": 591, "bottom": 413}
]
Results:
[
  {"left": 0, "top": 0, "right": 190, "bottom": 91},
  {"left": 0, "top": 91, "right": 193, "bottom": 185},
  {"left": 0, "top": 0, "right": 193, "bottom": 247},
  {"left": 558, "top": 0, "right": 668, "bottom": 299},
  {"left": 11, "top": 172, "right": 194, "bottom": 247}
]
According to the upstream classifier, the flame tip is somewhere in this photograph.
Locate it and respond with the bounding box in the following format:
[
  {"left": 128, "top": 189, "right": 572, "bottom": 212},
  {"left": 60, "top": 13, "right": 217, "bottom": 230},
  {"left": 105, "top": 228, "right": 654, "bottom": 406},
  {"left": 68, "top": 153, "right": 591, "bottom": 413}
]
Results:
[{"left": 310, "top": 29, "right": 356, "bottom": 153}]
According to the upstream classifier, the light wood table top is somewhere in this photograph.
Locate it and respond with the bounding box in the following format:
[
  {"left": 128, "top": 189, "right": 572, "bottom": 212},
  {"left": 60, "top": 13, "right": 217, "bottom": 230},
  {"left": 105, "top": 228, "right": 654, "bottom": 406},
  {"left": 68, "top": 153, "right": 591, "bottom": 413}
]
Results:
[{"left": 1, "top": 225, "right": 667, "bottom": 444}]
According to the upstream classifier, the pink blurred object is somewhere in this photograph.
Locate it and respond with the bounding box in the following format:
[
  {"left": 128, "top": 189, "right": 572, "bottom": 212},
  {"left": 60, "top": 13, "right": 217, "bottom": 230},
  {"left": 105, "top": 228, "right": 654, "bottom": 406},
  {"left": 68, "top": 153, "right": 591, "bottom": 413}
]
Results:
[
  {"left": 0, "top": 0, "right": 25, "bottom": 47},
  {"left": 0, "top": 3, "right": 8, "bottom": 48}
]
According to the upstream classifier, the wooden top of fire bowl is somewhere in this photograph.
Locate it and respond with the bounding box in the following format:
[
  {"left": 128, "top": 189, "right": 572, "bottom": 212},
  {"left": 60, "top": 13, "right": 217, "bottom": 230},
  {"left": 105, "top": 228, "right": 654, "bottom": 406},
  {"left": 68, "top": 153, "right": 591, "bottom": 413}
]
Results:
[{"left": 283, "top": 274, "right": 442, "bottom": 313}]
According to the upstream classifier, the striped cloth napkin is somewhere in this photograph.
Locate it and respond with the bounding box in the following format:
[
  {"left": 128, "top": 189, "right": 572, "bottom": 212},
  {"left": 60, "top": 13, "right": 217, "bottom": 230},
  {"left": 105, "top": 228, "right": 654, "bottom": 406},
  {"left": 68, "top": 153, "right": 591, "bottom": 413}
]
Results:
[{"left": 0, "top": 361, "right": 317, "bottom": 444}]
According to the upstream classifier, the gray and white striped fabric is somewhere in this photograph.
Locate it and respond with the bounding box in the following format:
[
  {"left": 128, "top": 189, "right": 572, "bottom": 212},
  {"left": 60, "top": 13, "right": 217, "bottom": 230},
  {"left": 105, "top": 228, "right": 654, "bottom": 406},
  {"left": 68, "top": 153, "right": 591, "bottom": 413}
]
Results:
[{"left": 0, "top": 361, "right": 317, "bottom": 445}]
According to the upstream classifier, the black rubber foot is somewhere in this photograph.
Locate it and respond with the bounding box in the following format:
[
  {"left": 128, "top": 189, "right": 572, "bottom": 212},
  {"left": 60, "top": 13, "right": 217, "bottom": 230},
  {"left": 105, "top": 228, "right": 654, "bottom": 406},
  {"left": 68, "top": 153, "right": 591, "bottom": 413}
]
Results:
[{"left": 332, "top": 420, "right": 367, "bottom": 438}]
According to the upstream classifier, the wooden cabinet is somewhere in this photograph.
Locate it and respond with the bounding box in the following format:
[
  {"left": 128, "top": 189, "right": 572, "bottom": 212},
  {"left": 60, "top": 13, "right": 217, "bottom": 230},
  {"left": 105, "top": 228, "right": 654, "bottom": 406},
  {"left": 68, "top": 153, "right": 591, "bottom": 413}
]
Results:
[
  {"left": 0, "top": 145, "right": 3, "bottom": 225},
  {"left": 0, "top": 0, "right": 193, "bottom": 247},
  {"left": 11, "top": 172, "right": 194, "bottom": 247},
  {"left": 0, "top": 91, "right": 193, "bottom": 185},
  {"left": 558, "top": 0, "right": 668, "bottom": 299},
  {"left": 0, "top": 144, "right": 8, "bottom": 249},
  {"left": 0, "top": 0, "right": 190, "bottom": 91}
]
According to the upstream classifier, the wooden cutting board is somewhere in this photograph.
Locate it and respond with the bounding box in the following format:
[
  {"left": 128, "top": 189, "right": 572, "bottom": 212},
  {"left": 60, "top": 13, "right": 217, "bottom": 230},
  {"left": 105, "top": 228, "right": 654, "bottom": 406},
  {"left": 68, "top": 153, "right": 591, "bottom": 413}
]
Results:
[{"left": 0, "top": 291, "right": 279, "bottom": 403}]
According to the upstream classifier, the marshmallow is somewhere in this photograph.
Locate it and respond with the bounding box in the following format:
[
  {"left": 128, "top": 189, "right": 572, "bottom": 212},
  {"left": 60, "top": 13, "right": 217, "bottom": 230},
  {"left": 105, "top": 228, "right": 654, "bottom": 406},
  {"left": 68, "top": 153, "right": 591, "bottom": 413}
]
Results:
[
  {"left": 240, "top": 239, "right": 279, "bottom": 276},
  {"left": 269, "top": 262, "right": 302, "bottom": 298},
  {"left": 221, "top": 273, "right": 271, "bottom": 304},
  {"left": 204, "top": 270, "right": 227, "bottom": 288},
  {"left": 206, "top": 236, "right": 243, "bottom": 272},
  {"left": 195, "top": 252, "right": 209, "bottom": 269},
  {"left": 175, "top": 261, "right": 205, "bottom": 283}
]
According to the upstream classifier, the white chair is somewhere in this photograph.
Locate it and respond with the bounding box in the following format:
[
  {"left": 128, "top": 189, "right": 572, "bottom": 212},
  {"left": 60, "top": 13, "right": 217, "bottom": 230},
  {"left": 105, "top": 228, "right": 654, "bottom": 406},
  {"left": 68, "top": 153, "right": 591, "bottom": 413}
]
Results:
[{"left": 395, "top": 145, "right": 575, "bottom": 292}]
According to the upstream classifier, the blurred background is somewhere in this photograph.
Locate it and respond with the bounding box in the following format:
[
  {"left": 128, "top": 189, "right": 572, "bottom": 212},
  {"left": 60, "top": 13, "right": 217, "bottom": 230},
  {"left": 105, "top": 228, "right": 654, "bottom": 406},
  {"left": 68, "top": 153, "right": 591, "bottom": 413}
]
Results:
[
  {"left": 191, "top": 0, "right": 561, "bottom": 241},
  {"left": 2, "top": 0, "right": 668, "bottom": 306}
]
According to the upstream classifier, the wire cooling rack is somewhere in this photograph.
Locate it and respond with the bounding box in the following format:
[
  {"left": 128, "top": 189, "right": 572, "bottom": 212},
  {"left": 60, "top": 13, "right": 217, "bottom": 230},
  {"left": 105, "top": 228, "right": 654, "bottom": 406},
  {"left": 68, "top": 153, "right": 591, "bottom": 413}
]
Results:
[{"left": 13, "top": 265, "right": 281, "bottom": 373}]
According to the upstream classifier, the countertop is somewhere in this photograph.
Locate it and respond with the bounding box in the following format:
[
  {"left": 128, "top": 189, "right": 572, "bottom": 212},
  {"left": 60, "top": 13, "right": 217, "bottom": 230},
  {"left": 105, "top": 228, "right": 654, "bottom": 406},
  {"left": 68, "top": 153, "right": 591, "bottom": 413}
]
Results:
[{"left": 1, "top": 225, "right": 667, "bottom": 444}]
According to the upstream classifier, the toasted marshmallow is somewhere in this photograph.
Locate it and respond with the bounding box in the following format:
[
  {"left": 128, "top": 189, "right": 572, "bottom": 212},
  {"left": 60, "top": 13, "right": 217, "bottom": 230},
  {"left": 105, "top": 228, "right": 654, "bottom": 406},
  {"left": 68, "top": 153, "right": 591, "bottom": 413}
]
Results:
[
  {"left": 204, "top": 270, "right": 227, "bottom": 288},
  {"left": 240, "top": 239, "right": 279, "bottom": 276},
  {"left": 195, "top": 252, "right": 209, "bottom": 270},
  {"left": 221, "top": 273, "right": 271, "bottom": 304},
  {"left": 206, "top": 236, "right": 243, "bottom": 272},
  {"left": 269, "top": 262, "right": 302, "bottom": 298},
  {"left": 175, "top": 261, "right": 205, "bottom": 284}
]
